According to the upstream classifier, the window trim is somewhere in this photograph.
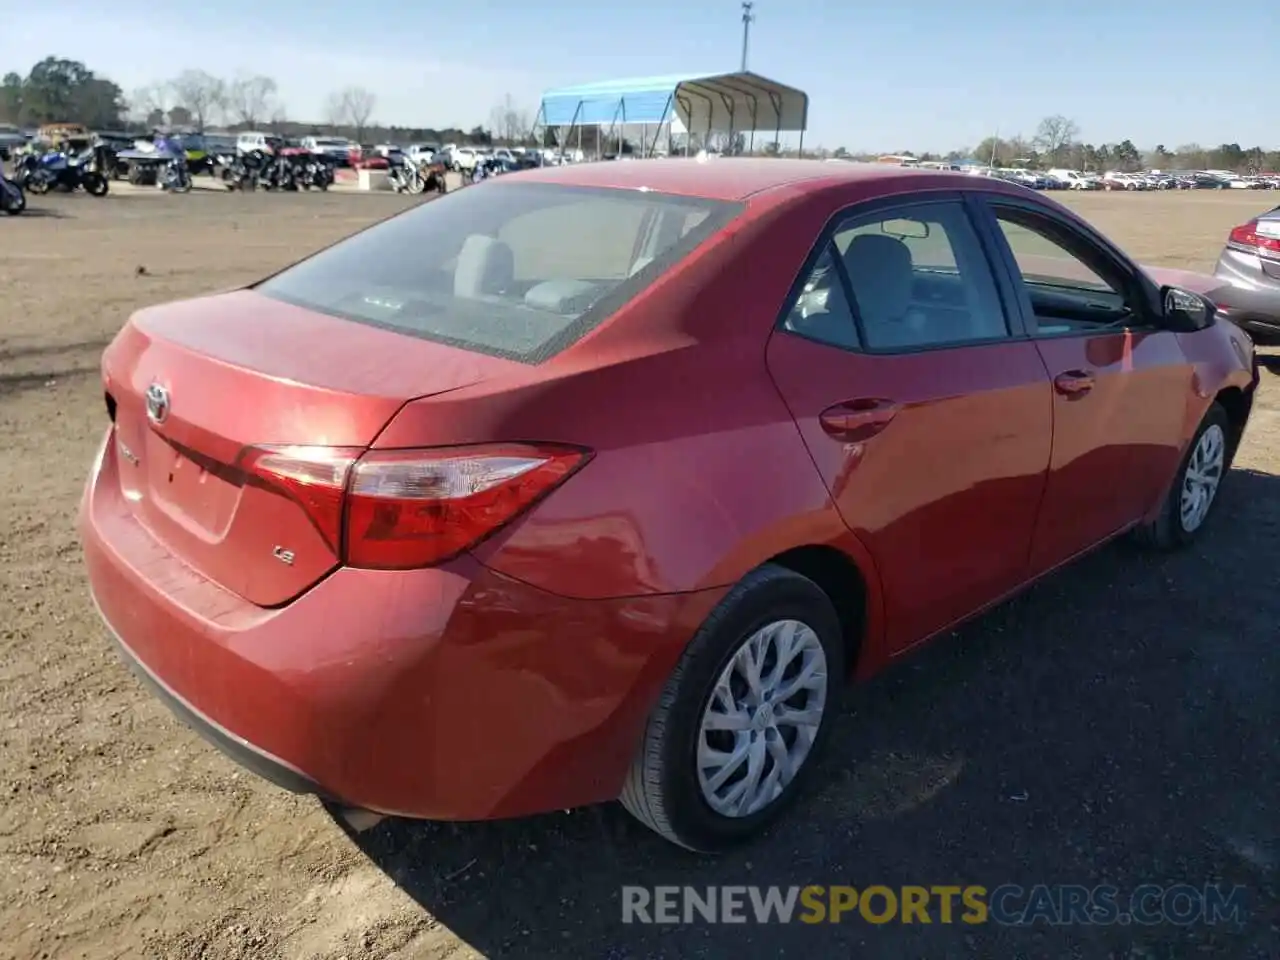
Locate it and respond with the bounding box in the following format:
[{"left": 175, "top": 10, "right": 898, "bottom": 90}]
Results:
[
  {"left": 774, "top": 190, "right": 1028, "bottom": 357},
  {"left": 969, "top": 193, "right": 1164, "bottom": 340}
]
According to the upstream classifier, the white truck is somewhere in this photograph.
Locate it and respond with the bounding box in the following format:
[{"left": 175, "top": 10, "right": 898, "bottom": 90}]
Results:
[
  {"left": 301, "top": 136, "right": 354, "bottom": 164},
  {"left": 439, "top": 144, "right": 479, "bottom": 172}
]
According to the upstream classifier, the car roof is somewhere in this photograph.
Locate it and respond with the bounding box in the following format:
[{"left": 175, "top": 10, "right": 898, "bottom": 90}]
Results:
[{"left": 512, "top": 157, "right": 990, "bottom": 202}]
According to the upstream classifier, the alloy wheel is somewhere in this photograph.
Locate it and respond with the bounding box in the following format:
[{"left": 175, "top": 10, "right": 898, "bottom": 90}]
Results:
[
  {"left": 696, "top": 619, "right": 829, "bottom": 818},
  {"left": 1180, "top": 423, "right": 1225, "bottom": 533}
]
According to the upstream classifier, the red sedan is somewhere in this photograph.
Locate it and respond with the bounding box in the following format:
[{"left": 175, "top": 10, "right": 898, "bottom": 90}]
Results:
[{"left": 80, "top": 160, "right": 1259, "bottom": 852}]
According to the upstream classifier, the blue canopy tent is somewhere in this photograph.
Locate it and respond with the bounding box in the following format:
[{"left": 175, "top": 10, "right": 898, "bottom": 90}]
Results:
[{"left": 534, "top": 71, "right": 809, "bottom": 157}]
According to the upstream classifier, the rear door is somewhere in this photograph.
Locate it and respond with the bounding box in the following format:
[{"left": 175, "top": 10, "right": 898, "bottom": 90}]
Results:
[
  {"left": 972, "top": 195, "right": 1193, "bottom": 576},
  {"left": 766, "top": 194, "right": 1054, "bottom": 653}
]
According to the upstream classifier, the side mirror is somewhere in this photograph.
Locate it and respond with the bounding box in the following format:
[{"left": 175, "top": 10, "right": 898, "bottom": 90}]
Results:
[{"left": 1161, "top": 285, "right": 1216, "bottom": 332}]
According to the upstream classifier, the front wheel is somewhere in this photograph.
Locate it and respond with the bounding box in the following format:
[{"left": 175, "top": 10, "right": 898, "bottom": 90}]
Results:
[
  {"left": 620, "top": 564, "right": 844, "bottom": 852},
  {"left": 1134, "top": 403, "right": 1232, "bottom": 549},
  {"left": 1, "top": 183, "right": 24, "bottom": 214},
  {"left": 83, "top": 172, "right": 109, "bottom": 196}
]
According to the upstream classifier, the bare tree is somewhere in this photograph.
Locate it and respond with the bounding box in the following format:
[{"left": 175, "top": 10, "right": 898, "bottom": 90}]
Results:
[
  {"left": 228, "top": 75, "right": 278, "bottom": 127},
  {"left": 1033, "top": 115, "right": 1080, "bottom": 165},
  {"left": 129, "top": 83, "right": 172, "bottom": 126},
  {"left": 328, "top": 86, "right": 376, "bottom": 142},
  {"left": 169, "top": 70, "right": 226, "bottom": 132},
  {"left": 510, "top": 107, "right": 531, "bottom": 143},
  {"left": 1005, "top": 135, "right": 1034, "bottom": 161},
  {"left": 489, "top": 93, "right": 533, "bottom": 144},
  {"left": 323, "top": 91, "right": 347, "bottom": 132},
  {"left": 488, "top": 101, "right": 508, "bottom": 141}
]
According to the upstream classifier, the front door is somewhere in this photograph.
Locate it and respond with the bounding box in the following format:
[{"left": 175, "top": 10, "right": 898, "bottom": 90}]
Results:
[
  {"left": 977, "top": 199, "right": 1193, "bottom": 576},
  {"left": 766, "top": 196, "right": 1054, "bottom": 653}
]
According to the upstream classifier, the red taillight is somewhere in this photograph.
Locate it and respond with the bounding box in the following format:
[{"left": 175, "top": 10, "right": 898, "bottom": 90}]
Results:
[
  {"left": 241, "top": 442, "right": 590, "bottom": 570},
  {"left": 346, "top": 444, "right": 589, "bottom": 569},
  {"left": 241, "top": 445, "right": 362, "bottom": 552},
  {"left": 1228, "top": 220, "right": 1280, "bottom": 258}
]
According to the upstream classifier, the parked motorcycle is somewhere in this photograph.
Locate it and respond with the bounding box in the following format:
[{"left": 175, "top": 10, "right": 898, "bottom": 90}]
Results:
[
  {"left": 389, "top": 154, "right": 447, "bottom": 195},
  {"left": 257, "top": 149, "right": 298, "bottom": 191},
  {"left": 217, "top": 150, "right": 263, "bottom": 191},
  {"left": 467, "top": 156, "right": 505, "bottom": 185},
  {"left": 160, "top": 154, "right": 193, "bottom": 193},
  {"left": 387, "top": 154, "right": 424, "bottom": 194},
  {"left": 298, "top": 155, "right": 334, "bottom": 191},
  {"left": 1, "top": 173, "right": 25, "bottom": 214},
  {"left": 15, "top": 146, "right": 110, "bottom": 196}
]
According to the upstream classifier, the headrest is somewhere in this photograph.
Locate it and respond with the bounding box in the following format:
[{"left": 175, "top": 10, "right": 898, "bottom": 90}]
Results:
[
  {"left": 842, "top": 234, "right": 914, "bottom": 323},
  {"left": 454, "top": 235, "right": 515, "bottom": 299}
]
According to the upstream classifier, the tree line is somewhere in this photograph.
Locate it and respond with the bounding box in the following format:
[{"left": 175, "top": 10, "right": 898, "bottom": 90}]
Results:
[
  {"left": 841, "top": 115, "right": 1280, "bottom": 174},
  {"left": 0, "top": 56, "right": 536, "bottom": 148}
]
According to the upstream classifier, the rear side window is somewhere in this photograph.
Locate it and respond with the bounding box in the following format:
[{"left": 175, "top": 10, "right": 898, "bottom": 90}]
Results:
[
  {"left": 782, "top": 200, "right": 1008, "bottom": 352},
  {"left": 257, "top": 183, "right": 739, "bottom": 363}
]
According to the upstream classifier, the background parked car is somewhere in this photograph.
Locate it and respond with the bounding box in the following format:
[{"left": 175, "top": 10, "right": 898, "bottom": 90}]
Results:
[
  {"left": 301, "top": 136, "right": 354, "bottom": 167},
  {"left": 1213, "top": 203, "right": 1280, "bottom": 343}
]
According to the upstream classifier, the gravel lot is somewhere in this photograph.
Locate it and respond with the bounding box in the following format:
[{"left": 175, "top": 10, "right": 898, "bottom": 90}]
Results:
[{"left": 2, "top": 187, "right": 1277, "bottom": 960}]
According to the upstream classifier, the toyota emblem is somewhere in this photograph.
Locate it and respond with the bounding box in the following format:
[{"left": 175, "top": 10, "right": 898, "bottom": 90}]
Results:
[{"left": 145, "top": 383, "right": 170, "bottom": 424}]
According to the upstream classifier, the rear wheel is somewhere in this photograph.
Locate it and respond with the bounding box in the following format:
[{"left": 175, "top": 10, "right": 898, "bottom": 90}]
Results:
[
  {"left": 2, "top": 183, "right": 24, "bottom": 214},
  {"left": 620, "top": 564, "right": 844, "bottom": 851},
  {"left": 1134, "top": 403, "right": 1231, "bottom": 549}
]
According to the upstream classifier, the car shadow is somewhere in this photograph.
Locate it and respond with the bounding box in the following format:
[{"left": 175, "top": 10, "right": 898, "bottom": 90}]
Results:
[
  {"left": 335, "top": 468, "right": 1280, "bottom": 958},
  {"left": 7, "top": 205, "right": 67, "bottom": 218}
]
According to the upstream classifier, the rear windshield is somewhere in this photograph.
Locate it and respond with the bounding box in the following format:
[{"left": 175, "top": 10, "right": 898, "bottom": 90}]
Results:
[{"left": 256, "top": 182, "right": 741, "bottom": 362}]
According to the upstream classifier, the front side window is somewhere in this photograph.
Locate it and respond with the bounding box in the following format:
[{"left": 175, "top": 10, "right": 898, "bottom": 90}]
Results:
[
  {"left": 991, "top": 207, "right": 1136, "bottom": 334},
  {"left": 256, "top": 183, "right": 740, "bottom": 362},
  {"left": 782, "top": 200, "right": 1009, "bottom": 351}
]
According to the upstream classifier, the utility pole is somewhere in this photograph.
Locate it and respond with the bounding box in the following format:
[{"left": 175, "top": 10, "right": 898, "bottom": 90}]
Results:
[{"left": 740, "top": 2, "right": 755, "bottom": 72}]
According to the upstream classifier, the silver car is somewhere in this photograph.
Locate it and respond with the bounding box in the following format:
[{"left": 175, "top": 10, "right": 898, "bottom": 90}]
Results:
[{"left": 1213, "top": 204, "right": 1280, "bottom": 343}]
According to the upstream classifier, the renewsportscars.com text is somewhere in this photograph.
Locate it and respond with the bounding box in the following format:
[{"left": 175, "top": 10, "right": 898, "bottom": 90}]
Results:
[{"left": 621, "top": 884, "right": 1248, "bottom": 926}]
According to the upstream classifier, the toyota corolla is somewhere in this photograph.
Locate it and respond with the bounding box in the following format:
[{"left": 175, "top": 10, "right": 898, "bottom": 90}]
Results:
[{"left": 80, "top": 160, "right": 1258, "bottom": 852}]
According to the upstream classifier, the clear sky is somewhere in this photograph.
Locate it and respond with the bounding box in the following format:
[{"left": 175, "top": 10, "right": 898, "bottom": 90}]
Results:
[{"left": 4, "top": 0, "right": 1275, "bottom": 151}]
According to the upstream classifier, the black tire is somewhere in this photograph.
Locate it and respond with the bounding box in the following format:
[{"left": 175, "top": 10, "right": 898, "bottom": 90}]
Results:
[
  {"left": 1134, "top": 403, "right": 1232, "bottom": 550},
  {"left": 619, "top": 563, "right": 845, "bottom": 852},
  {"left": 84, "top": 172, "right": 109, "bottom": 196},
  {"left": 2, "top": 185, "right": 24, "bottom": 214}
]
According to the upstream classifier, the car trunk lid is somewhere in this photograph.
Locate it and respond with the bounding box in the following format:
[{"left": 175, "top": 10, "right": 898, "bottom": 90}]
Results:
[{"left": 101, "top": 289, "right": 510, "bottom": 606}]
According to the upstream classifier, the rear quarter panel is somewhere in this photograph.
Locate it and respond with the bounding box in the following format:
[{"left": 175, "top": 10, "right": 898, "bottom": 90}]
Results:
[{"left": 373, "top": 182, "right": 892, "bottom": 655}]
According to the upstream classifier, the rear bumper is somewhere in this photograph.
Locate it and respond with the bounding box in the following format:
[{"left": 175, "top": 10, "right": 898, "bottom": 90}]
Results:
[
  {"left": 81, "top": 427, "right": 723, "bottom": 820},
  {"left": 1213, "top": 255, "right": 1280, "bottom": 341},
  {"left": 97, "top": 595, "right": 325, "bottom": 797},
  {"left": 1218, "top": 304, "right": 1280, "bottom": 342}
]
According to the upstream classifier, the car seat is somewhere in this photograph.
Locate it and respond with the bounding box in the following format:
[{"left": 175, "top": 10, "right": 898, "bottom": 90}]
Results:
[
  {"left": 841, "top": 234, "right": 928, "bottom": 347},
  {"left": 454, "top": 235, "right": 515, "bottom": 299}
]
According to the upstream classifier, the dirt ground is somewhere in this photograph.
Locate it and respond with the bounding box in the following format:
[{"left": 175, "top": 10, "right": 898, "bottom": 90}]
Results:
[{"left": 2, "top": 186, "right": 1278, "bottom": 960}]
